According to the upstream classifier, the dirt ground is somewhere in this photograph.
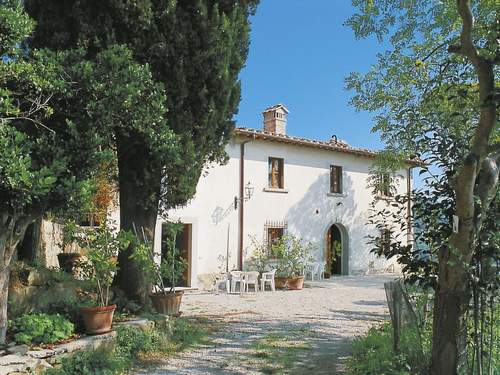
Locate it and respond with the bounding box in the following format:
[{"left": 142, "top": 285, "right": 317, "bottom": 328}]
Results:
[{"left": 134, "top": 275, "right": 394, "bottom": 375}]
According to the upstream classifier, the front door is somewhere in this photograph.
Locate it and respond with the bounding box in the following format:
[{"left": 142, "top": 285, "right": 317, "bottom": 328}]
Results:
[{"left": 327, "top": 225, "right": 342, "bottom": 275}]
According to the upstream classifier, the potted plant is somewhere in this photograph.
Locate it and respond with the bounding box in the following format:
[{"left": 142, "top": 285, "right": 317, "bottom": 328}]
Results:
[
  {"left": 272, "top": 235, "right": 314, "bottom": 290},
  {"left": 327, "top": 240, "right": 342, "bottom": 277},
  {"left": 249, "top": 235, "right": 270, "bottom": 275},
  {"left": 132, "top": 222, "right": 188, "bottom": 315},
  {"left": 72, "top": 222, "right": 127, "bottom": 334}
]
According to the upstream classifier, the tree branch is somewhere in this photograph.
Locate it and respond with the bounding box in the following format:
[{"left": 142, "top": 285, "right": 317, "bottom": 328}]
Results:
[{"left": 452, "top": 0, "right": 481, "bottom": 65}]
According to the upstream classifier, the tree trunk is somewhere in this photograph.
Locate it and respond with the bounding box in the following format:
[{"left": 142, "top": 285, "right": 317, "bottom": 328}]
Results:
[
  {"left": 0, "top": 216, "right": 35, "bottom": 344},
  {"left": 114, "top": 133, "right": 162, "bottom": 304},
  {"left": 431, "top": 266, "right": 469, "bottom": 375},
  {"left": 0, "top": 265, "right": 10, "bottom": 344},
  {"left": 431, "top": 2, "right": 498, "bottom": 372}
]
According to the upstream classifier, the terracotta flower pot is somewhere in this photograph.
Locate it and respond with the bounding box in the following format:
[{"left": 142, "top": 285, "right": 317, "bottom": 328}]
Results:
[
  {"left": 287, "top": 276, "right": 305, "bottom": 290},
  {"left": 80, "top": 304, "right": 116, "bottom": 335},
  {"left": 274, "top": 277, "right": 288, "bottom": 289},
  {"left": 151, "top": 291, "right": 184, "bottom": 315}
]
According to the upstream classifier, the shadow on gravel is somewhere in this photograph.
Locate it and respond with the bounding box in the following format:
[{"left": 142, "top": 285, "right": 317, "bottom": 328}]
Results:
[
  {"left": 137, "top": 316, "right": 351, "bottom": 375},
  {"left": 352, "top": 299, "right": 387, "bottom": 306}
]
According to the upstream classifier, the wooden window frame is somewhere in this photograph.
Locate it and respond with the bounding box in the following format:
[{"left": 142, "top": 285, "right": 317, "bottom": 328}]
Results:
[
  {"left": 268, "top": 157, "right": 284, "bottom": 189},
  {"left": 330, "top": 165, "right": 343, "bottom": 194}
]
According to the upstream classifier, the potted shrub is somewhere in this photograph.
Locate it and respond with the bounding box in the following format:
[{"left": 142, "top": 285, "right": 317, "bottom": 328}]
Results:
[
  {"left": 72, "top": 222, "right": 128, "bottom": 334},
  {"left": 249, "top": 235, "right": 270, "bottom": 275},
  {"left": 326, "top": 240, "right": 342, "bottom": 277},
  {"left": 132, "top": 222, "right": 187, "bottom": 315},
  {"left": 272, "top": 235, "right": 314, "bottom": 290}
]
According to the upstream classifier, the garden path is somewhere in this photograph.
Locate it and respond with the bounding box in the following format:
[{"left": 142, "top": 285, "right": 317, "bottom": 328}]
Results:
[{"left": 134, "top": 275, "right": 393, "bottom": 374}]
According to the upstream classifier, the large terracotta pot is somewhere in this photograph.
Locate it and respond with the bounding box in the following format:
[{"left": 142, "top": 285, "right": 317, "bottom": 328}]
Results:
[
  {"left": 151, "top": 291, "right": 184, "bottom": 315},
  {"left": 274, "top": 277, "right": 288, "bottom": 289},
  {"left": 80, "top": 304, "right": 116, "bottom": 335},
  {"left": 287, "top": 276, "right": 305, "bottom": 290}
]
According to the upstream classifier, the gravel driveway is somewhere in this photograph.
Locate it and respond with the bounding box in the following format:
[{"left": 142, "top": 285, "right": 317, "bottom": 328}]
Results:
[{"left": 134, "top": 275, "right": 394, "bottom": 375}]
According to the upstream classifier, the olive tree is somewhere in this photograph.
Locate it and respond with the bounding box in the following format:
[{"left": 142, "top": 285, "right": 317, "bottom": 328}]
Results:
[{"left": 346, "top": 1, "right": 498, "bottom": 373}]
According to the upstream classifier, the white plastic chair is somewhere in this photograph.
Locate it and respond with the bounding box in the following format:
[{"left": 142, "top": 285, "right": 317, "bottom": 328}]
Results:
[
  {"left": 244, "top": 271, "right": 259, "bottom": 292},
  {"left": 230, "top": 271, "right": 245, "bottom": 293},
  {"left": 318, "top": 261, "right": 327, "bottom": 279},
  {"left": 313, "top": 262, "right": 323, "bottom": 280},
  {"left": 260, "top": 269, "right": 276, "bottom": 291},
  {"left": 214, "top": 273, "right": 230, "bottom": 293},
  {"left": 305, "top": 263, "right": 317, "bottom": 280}
]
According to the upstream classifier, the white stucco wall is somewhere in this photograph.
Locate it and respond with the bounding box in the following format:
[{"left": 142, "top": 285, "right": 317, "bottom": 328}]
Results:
[{"left": 157, "top": 136, "right": 410, "bottom": 288}]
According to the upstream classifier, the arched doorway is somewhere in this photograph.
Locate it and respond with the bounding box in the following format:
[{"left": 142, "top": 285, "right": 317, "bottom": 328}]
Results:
[{"left": 326, "top": 224, "right": 348, "bottom": 276}]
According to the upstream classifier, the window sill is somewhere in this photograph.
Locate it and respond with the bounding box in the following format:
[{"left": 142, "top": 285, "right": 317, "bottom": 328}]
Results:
[
  {"left": 263, "top": 187, "right": 289, "bottom": 194},
  {"left": 327, "top": 192, "right": 346, "bottom": 197}
]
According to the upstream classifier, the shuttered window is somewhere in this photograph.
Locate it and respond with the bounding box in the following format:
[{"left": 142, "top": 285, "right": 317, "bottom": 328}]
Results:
[{"left": 330, "top": 165, "right": 343, "bottom": 194}]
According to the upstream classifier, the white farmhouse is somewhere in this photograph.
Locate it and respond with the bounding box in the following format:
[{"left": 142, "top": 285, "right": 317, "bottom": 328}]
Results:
[{"left": 156, "top": 104, "right": 414, "bottom": 288}]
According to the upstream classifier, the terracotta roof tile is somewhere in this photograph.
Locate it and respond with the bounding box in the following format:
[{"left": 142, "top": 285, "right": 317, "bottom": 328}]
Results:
[{"left": 233, "top": 127, "right": 421, "bottom": 166}]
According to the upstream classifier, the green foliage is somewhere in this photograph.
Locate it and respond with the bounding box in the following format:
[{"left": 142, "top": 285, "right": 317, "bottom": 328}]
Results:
[
  {"left": 0, "top": 0, "right": 33, "bottom": 57},
  {"left": 66, "top": 221, "right": 131, "bottom": 307},
  {"left": 248, "top": 331, "right": 311, "bottom": 374},
  {"left": 0, "top": 1, "right": 105, "bottom": 342},
  {"left": 25, "top": 0, "right": 259, "bottom": 301},
  {"left": 25, "top": 0, "right": 259, "bottom": 211},
  {"left": 130, "top": 222, "right": 187, "bottom": 294},
  {"left": 347, "top": 323, "right": 413, "bottom": 375},
  {"left": 348, "top": 3, "right": 498, "bottom": 370},
  {"left": 166, "top": 316, "right": 212, "bottom": 352},
  {"left": 45, "top": 348, "right": 126, "bottom": 375},
  {"left": 8, "top": 262, "right": 85, "bottom": 325},
  {"left": 45, "top": 317, "right": 212, "bottom": 374},
  {"left": 9, "top": 313, "right": 74, "bottom": 345},
  {"left": 0, "top": 2, "right": 103, "bottom": 223},
  {"left": 249, "top": 235, "right": 271, "bottom": 273},
  {"left": 272, "top": 235, "right": 314, "bottom": 278},
  {"left": 331, "top": 241, "right": 342, "bottom": 261}
]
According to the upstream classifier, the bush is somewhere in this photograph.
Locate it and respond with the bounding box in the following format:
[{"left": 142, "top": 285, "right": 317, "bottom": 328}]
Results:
[
  {"left": 9, "top": 313, "right": 74, "bottom": 345},
  {"left": 45, "top": 348, "right": 126, "bottom": 375},
  {"left": 44, "top": 317, "right": 212, "bottom": 374},
  {"left": 346, "top": 323, "right": 412, "bottom": 375},
  {"left": 114, "top": 325, "right": 167, "bottom": 362}
]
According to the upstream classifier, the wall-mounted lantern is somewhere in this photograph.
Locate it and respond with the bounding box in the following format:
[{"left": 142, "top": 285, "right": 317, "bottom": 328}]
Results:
[{"left": 234, "top": 181, "right": 254, "bottom": 210}]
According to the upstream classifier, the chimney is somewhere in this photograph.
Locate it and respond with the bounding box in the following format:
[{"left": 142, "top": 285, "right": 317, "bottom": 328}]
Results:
[{"left": 262, "top": 104, "right": 289, "bottom": 135}]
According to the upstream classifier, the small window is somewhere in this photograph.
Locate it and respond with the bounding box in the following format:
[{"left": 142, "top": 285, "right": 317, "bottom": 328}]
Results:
[
  {"left": 264, "top": 220, "right": 287, "bottom": 254},
  {"left": 377, "top": 173, "right": 392, "bottom": 197},
  {"left": 268, "top": 227, "right": 284, "bottom": 251},
  {"left": 268, "top": 157, "right": 284, "bottom": 189},
  {"left": 330, "top": 165, "right": 343, "bottom": 194}
]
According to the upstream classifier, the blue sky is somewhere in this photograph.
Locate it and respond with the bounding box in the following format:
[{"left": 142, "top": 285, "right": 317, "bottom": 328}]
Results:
[{"left": 235, "top": 0, "right": 385, "bottom": 151}]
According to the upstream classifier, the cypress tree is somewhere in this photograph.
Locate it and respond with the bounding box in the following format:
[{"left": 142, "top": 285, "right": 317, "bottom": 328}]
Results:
[{"left": 26, "top": 0, "right": 259, "bottom": 302}]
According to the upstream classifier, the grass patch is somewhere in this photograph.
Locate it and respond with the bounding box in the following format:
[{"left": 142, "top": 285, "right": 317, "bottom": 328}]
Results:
[
  {"left": 248, "top": 331, "right": 312, "bottom": 374},
  {"left": 45, "top": 316, "right": 215, "bottom": 374},
  {"left": 346, "top": 322, "right": 419, "bottom": 375}
]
